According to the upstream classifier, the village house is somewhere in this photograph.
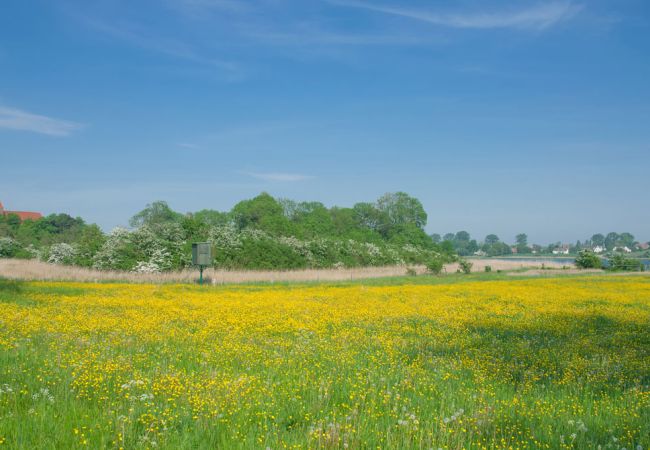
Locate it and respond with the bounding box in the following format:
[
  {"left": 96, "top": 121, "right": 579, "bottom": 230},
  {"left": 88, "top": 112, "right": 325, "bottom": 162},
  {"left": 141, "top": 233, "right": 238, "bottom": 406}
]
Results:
[
  {"left": 552, "top": 245, "right": 570, "bottom": 255},
  {"left": 592, "top": 245, "right": 606, "bottom": 253},
  {"left": 0, "top": 201, "right": 43, "bottom": 221},
  {"left": 613, "top": 246, "right": 632, "bottom": 253}
]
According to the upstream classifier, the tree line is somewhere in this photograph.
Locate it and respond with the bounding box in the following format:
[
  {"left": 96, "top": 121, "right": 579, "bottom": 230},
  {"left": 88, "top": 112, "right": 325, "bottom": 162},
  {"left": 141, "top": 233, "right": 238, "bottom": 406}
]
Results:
[
  {"left": 435, "top": 231, "right": 648, "bottom": 257},
  {"left": 0, "top": 192, "right": 455, "bottom": 272}
]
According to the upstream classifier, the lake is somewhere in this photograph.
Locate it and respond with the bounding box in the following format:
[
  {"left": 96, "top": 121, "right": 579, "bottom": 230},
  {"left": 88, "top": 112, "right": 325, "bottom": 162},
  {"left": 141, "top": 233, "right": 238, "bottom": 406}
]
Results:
[{"left": 488, "top": 256, "right": 650, "bottom": 270}]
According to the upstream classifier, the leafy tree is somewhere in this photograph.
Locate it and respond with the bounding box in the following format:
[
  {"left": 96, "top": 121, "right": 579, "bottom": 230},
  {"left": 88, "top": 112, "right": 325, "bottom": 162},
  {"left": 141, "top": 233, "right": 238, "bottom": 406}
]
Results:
[
  {"left": 425, "top": 256, "right": 444, "bottom": 275},
  {"left": 608, "top": 254, "right": 642, "bottom": 272},
  {"left": 458, "top": 258, "right": 473, "bottom": 274},
  {"left": 376, "top": 192, "right": 427, "bottom": 229},
  {"left": 485, "top": 234, "right": 500, "bottom": 245},
  {"left": 231, "top": 193, "right": 290, "bottom": 233},
  {"left": 619, "top": 232, "right": 635, "bottom": 248},
  {"left": 575, "top": 250, "right": 602, "bottom": 269},
  {"left": 443, "top": 233, "right": 455, "bottom": 242},
  {"left": 329, "top": 207, "right": 358, "bottom": 236},
  {"left": 455, "top": 231, "right": 470, "bottom": 242},
  {"left": 191, "top": 210, "right": 229, "bottom": 227},
  {"left": 74, "top": 225, "right": 106, "bottom": 267},
  {"left": 591, "top": 234, "right": 605, "bottom": 247},
  {"left": 515, "top": 233, "right": 530, "bottom": 254},
  {"left": 130, "top": 201, "right": 181, "bottom": 228},
  {"left": 353, "top": 202, "right": 387, "bottom": 233},
  {"left": 604, "top": 232, "right": 619, "bottom": 250},
  {"left": 516, "top": 233, "right": 528, "bottom": 247},
  {"left": 430, "top": 233, "right": 441, "bottom": 243}
]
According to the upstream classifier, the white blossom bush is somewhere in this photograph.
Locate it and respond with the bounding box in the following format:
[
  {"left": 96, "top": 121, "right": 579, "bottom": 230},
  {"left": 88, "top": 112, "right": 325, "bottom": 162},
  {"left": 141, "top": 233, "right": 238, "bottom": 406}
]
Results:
[
  {"left": 0, "top": 237, "right": 21, "bottom": 258},
  {"left": 92, "top": 227, "right": 135, "bottom": 270},
  {"left": 132, "top": 261, "right": 162, "bottom": 274},
  {"left": 25, "top": 244, "right": 41, "bottom": 260},
  {"left": 47, "top": 243, "right": 77, "bottom": 265}
]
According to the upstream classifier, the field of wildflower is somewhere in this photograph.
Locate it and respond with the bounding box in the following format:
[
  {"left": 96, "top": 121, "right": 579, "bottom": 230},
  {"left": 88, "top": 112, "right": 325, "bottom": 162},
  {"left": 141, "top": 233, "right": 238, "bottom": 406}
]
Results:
[{"left": 0, "top": 276, "right": 648, "bottom": 449}]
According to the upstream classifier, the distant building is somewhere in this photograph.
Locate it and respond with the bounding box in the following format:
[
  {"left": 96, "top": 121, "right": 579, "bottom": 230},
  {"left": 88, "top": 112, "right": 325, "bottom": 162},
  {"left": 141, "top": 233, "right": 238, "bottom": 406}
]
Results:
[
  {"left": 552, "top": 245, "right": 570, "bottom": 255},
  {"left": 638, "top": 242, "right": 650, "bottom": 250},
  {"left": 592, "top": 245, "right": 605, "bottom": 254},
  {"left": 0, "top": 201, "right": 43, "bottom": 221},
  {"left": 510, "top": 246, "right": 518, "bottom": 254},
  {"left": 613, "top": 246, "right": 632, "bottom": 253},
  {"left": 473, "top": 250, "right": 487, "bottom": 257}
]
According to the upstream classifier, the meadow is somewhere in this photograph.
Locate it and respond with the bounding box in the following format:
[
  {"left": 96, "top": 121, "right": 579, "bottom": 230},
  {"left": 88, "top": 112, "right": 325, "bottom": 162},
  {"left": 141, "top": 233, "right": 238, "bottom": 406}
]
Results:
[{"left": 0, "top": 276, "right": 648, "bottom": 449}]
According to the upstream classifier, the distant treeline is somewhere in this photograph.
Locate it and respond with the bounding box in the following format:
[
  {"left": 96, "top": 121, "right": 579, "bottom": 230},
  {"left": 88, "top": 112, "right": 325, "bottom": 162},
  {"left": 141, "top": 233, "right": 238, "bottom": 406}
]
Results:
[
  {"left": 437, "top": 231, "right": 649, "bottom": 257},
  {"left": 0, "top": 192, "right": 454, "bottom": 272}
]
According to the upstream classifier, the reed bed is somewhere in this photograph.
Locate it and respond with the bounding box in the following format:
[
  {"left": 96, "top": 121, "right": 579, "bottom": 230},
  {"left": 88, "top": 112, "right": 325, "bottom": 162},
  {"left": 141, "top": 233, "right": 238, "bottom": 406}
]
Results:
[{"left": 0, "top": 258, "right": 574, "bottom": 284}]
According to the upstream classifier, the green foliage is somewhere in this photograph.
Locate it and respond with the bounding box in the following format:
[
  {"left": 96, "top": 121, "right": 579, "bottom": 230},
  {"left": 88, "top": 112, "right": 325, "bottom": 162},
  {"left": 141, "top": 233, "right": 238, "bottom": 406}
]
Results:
[
  {"left": 575, "top": 250, "right": 602, "bottom": 269},
  {"left": 484, "top": 265, "right": 492, "bottom": 273},
  {"left": 458, "top": 258, "right": 473, "bottom": 274},
  {"left": 608, "top": 254, "right": 643, "bottom": 272},
  {"left": 129, "top": 201, "right": 182, "bottom": 228},
  {"left": 425, "top": 256, "right": 445, "bottom": 275},
  {"left": 2, "top": 192, "right": 454, "bottom": 272}
]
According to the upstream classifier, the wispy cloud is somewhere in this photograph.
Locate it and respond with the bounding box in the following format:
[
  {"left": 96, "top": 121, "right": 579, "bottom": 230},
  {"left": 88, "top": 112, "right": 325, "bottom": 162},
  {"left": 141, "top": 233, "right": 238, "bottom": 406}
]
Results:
[
  {"left": 0, "top": 106, "right": 83, "bottom": 136},
  {"left": 329, "top": 1, "right": 583, "bottom": 30},
  {"left": 76, "top": 15, "right": 239, "bottom": 73},
  {"left": 244, "top": 172, "right": 314, "bottom": 182}
]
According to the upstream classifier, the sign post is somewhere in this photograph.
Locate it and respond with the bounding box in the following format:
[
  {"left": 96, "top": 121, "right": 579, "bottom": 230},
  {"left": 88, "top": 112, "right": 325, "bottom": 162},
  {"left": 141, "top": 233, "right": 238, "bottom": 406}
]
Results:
[{"left": 192, "top": 242, "right": 213, "bottom": 285}]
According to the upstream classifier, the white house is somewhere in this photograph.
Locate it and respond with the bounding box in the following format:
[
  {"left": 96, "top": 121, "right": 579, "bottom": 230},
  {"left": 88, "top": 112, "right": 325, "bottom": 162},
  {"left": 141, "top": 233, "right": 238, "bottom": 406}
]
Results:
[
  {"left": 592, "top": 245, "right": 605, "bottom": 254},
  {"left": 552, "top": 245, "right": 570, "bottom": 255},
  {"left": 613, "top": 246, "right": 632, "bottom": 253},
  {"left": 473, "top": 250, "right": 487, "bottom": 257}
]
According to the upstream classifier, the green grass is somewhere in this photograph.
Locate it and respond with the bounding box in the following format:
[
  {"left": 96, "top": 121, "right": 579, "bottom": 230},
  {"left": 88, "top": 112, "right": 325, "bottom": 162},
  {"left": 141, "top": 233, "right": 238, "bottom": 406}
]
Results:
[{"left": 0, "top": 276, "right": 648, "bottom": 449}]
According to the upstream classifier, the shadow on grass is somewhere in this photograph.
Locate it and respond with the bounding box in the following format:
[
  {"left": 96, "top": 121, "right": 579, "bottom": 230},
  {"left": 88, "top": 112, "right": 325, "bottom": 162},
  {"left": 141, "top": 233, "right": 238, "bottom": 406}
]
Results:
[{"left": 0, "top": 278, "right": 38, "bottom": 306}]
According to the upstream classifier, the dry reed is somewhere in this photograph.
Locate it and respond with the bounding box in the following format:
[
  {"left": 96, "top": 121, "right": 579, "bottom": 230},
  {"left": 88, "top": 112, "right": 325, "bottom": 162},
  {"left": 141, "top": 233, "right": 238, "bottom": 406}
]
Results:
[{"left": 0, "top": 258, "right": 576, "bottom": 284}]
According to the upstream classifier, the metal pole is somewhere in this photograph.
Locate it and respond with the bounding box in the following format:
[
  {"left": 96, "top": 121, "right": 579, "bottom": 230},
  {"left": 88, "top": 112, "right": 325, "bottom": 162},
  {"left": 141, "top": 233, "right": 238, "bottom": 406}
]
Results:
[{"left": 199, "top": 265, "right": 203, "bottom": 285}]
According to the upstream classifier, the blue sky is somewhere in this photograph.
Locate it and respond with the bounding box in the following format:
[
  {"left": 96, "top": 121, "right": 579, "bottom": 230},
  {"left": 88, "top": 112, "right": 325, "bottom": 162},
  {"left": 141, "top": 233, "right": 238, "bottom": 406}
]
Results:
[{"left": 1, "top": 0, "right": 649, "bottom": 244}]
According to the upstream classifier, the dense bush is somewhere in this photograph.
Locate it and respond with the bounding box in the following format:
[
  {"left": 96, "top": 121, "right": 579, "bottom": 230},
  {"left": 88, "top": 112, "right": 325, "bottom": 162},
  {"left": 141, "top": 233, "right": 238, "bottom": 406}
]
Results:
[
  {"left": 425, "top": 256, "right": 445, "bottom": 275},
  {"left": 608, "top": 254, "right": 643, "bottom": 272},
  {"left": 0, "top": 237, "right": 21, "bottom": 258},
  {"left": 575, "top": 250, "right": 602, "bottom": 269},
  {"left": 1, "top": 193, "right": 455, "bottom": 272},
  {"left": 458, "top": 258, "right": 473, "bottom": 274}
]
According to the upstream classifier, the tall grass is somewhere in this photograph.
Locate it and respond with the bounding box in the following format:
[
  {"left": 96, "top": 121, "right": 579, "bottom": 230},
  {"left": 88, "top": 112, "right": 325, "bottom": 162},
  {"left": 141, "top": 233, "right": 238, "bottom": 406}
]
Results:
[{"left": 0, "top": 258, "right": 575, "bottom": 284}]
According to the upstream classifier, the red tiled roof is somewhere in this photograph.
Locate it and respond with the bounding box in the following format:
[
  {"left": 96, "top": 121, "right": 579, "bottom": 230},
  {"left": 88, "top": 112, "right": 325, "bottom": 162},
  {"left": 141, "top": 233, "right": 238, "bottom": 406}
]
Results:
[
  {"left": 1, "top": 202, "right": 43, "bottom": 221},
  {"left": 5, "top": 211, "right": 43, "bottom": 221}
]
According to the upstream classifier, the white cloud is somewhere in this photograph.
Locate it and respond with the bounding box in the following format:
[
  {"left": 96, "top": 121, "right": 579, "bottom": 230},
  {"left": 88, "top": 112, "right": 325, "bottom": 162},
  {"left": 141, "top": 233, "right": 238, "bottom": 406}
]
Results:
[
  {"left": 0, "top": 106, "right": 83, "bottom": 136},
  {"left": 78, "top": 16, "right": 239, "bottom": 73},
  {"left": 244, "top": 172, "right": 314, "bottom": 182},
  {"left": 330, "top": 1, "right": 583, "bottom": 30}
]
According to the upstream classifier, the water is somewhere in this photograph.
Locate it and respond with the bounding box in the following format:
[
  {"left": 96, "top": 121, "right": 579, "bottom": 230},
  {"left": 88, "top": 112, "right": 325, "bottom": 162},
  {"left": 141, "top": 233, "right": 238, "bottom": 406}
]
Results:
[{"left": 488, "top": 256, "right": 650, "bottom": 270}]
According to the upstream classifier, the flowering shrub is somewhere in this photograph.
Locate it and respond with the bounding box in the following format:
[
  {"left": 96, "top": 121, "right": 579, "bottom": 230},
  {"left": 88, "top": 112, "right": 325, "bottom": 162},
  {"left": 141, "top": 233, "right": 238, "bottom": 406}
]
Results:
[
  {"left": 47, "top": 243, "right": 77, "bottom": 265},
  {"left": 0, "top": 237, "right": 20, "bottom": 258}
]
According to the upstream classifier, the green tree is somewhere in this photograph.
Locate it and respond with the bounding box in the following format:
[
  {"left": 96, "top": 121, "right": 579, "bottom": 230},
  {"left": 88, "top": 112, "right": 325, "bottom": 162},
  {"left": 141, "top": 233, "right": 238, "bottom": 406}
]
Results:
[
  {"left": 231, "top": 193, "right": 289, "bottom": 234},
  {"left": 485, "top": 234, "right": 500, "bottom": 245},
  {"left": 575, "top": 250, "right": 602, "bottom": 269},
  {"left": 130, "top": 201, "right": 181, "bottom": 228},
  {"left": 619, "top": 232, "right": 635, "bottom": 248},
  {"left": 376, "top": 192, "right": 427, "bottom": 229},
  {"left": 515, "top": 233, "right": 530, "bottom": 254},
  {"left": 604, "top": 232, "right": 619, "bottom": 250},
  {"left": 353, "top": 202, "right": 387, "bottom": 233},
  {"left": 591, "top": 233, "right": 605, "bottom": 247},
  {"left": 516, "top": 233, "right": 528, "bottom": 247},
  {"left": 455, "top": 231, "right": 470, "bottom": 242}
]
